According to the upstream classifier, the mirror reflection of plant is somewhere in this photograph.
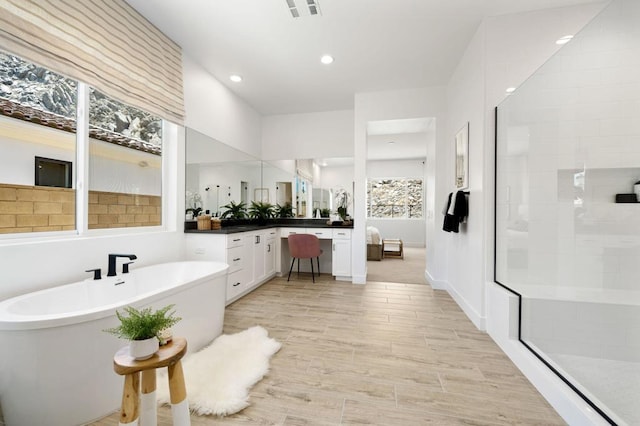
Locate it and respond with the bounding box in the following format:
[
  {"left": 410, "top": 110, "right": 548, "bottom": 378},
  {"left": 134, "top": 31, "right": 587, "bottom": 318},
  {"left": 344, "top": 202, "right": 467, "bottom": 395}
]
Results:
[
  {"left": 320, "top": 208, "right": 331, "bottom": 218},
  {"left": 275, "top": 202, "right": 294, "bottom": 218},
  {"left": 186, "top": 190, "right": 202, "bottom": 210},
  {"left": 220, "top": 201, "right": 247, "bottom": 219},
  {"left": 248, "top": 201, "right": 275, "bottom": 220}
]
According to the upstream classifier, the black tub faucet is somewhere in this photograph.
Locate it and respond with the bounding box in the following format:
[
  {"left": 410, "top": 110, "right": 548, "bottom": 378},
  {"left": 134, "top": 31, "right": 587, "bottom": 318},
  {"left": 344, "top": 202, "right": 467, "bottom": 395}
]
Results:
[{"left": 107, "top": 254, "right": 137, "bottom": 277}]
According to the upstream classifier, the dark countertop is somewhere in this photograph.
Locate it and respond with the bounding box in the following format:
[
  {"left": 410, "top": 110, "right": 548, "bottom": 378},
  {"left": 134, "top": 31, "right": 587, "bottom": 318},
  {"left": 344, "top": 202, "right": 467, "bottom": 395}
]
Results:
[{"left": 184, "top": 218, "right": 353, "bottom": 234}]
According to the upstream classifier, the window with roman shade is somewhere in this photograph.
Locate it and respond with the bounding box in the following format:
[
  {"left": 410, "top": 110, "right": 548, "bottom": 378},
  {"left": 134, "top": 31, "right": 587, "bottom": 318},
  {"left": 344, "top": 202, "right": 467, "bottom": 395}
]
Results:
[{"left": 0, "top": 0, "right": 184, "bottom": 124}]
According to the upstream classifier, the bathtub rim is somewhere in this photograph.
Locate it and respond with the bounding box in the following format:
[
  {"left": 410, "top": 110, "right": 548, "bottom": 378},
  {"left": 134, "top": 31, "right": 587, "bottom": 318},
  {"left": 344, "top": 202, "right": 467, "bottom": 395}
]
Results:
[{"left": 0, "top": 260, "right": 228, "bottom": 331}]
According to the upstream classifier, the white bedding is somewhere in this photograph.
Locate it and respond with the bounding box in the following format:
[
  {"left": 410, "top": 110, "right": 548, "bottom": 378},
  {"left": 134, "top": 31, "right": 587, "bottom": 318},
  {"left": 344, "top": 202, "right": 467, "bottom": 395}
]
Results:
[{"left": 367, "top": 226, "right": 381, "bottom": 245}]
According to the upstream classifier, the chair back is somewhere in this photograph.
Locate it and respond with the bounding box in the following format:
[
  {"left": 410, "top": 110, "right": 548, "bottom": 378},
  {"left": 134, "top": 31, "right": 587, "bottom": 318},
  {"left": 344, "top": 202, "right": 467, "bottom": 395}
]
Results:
[{"left": 287, "top": 234, "right": 321, "bottom": 259}]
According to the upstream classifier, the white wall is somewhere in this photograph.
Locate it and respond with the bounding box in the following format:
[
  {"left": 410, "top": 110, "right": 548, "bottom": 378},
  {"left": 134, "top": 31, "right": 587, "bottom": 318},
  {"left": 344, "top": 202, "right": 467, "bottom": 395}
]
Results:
[
  {"left": 0, "top": 114, "right": 78, "bottom": 187},
  {"left": 261, "top": 110, "right": 354, "bottom": 160},
  {"left": 183, "top": 54, "right": 262, "bottom": 158},
  {"left": 444, "top": 21, "right": 487, "bottom": 328}
]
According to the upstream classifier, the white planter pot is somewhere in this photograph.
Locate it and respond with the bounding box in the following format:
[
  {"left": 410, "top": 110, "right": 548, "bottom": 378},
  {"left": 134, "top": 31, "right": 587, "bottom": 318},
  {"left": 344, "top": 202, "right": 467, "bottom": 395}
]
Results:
[{"left": 129, "top": 337, "right": 159, "bottom": 360}]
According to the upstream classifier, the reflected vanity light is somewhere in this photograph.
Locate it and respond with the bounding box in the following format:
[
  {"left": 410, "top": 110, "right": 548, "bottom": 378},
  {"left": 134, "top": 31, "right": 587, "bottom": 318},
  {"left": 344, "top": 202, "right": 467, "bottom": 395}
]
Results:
[
  {"left": 229, "top": 74, "right": 243, "bottom": 82},
  {"left": 505, "top": 87, "right": 516, "bottom": 95}
]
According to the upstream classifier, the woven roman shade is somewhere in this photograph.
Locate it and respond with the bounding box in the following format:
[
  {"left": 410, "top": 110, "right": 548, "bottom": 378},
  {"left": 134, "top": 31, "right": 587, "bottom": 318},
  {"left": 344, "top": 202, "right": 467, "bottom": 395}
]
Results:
[{"left": 0, "top": 0, "right": 184, "bottom": 124}]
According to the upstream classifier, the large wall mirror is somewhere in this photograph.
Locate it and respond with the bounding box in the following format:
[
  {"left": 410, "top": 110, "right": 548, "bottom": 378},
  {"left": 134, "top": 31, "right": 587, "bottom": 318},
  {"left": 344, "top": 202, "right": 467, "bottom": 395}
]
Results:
[
  {"left": 185, "top": 128, "right": 262, "bottom": 217},
  {"left": 185, "top": 127, "right": 353, "bottom": 220}
]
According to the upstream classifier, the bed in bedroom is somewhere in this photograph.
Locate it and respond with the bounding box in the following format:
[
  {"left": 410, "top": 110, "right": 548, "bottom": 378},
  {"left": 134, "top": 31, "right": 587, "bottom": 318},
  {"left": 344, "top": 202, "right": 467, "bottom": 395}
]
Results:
[{"left": 367, "top": 226, "right": 383, "bottom": 261}]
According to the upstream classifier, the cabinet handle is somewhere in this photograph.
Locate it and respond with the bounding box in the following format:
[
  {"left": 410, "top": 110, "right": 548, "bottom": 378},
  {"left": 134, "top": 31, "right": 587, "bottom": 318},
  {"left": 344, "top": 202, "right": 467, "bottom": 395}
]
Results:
[
  {"left": 255, "top": 235, "right": 260, "bottom": 244},
  {"left": 233, "top": 238, "right": 241, "bottom": 242},
  {"left": 267, "top": 243, "right": 271, "bottom": 253},
  {"left": 233, "top": 257, "right": 241, "bottom": 261},
  {"left": 233, "top": 282, "right": 241, "bottom": 287},
  {"left": 315, "top": 232, "right": 322, "bottom": 235}
]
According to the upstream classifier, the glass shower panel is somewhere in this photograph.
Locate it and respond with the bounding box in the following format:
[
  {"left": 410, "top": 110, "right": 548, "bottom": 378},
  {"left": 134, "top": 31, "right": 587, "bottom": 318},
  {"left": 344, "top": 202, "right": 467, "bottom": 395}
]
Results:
[{"left": 495, "top": 0, "right": 640, "bottom": 424}]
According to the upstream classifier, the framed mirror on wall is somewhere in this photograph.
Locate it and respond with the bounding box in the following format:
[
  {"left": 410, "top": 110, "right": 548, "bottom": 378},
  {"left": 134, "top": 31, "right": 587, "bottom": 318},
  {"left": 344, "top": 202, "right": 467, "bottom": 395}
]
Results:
[{"left": 455, "top": 122, "right": 469, "bottom": 190}]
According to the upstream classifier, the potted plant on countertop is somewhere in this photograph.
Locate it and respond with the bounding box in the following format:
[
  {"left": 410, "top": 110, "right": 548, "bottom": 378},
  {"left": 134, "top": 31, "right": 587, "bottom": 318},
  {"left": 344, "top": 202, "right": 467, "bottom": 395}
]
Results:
[
  {"left": 220, "top": 200, "right": 248, "bottom": 220},
  {"left": 275, "top": 202, "right": 294, "bottom": 218},
  {"left": 248, "top": 201, "right": 275, "bottom": 225},
  {"left": 104, "top": 304, "right": 181, "bottom": 360}
]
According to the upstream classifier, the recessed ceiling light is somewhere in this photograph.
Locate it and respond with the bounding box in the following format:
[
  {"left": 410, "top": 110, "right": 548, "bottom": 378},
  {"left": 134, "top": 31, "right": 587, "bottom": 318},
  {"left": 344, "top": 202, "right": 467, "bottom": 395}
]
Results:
[
  {"left": 320, "top": 55, "right": 334, "bottom": 65},
  {"left": 556, "top": 35, "right": 573, "bottom": 45},
  {"left": 229, "top": 75, "right": 243, "bottom": 83},
  {"left": 506, "top": 87, "right": 516, "bottom": 94}
]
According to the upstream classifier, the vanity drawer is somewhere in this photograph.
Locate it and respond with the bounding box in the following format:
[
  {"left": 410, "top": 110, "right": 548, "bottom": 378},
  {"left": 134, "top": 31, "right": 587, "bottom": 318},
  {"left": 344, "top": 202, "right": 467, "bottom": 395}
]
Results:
[
  {"left": 265, "top": 229, "right": 278, "bottom": 240},
  {"left": 226, "top": 270, "right": 246, "bottom": 300},
  {"left": 280, "top": 228, "right": 302, "bottom": 238},
  {"left": 332, "top": 229, "right": 351, "bottom": 240},
  {"left": 226, "top": 234, "right": 245, "bottom": 248},
  {"left": 307, "top": 228, "right": 332, "bottom": 239},
  {"left": 227, "top": 245, "right": 245, "bottom": 273}
]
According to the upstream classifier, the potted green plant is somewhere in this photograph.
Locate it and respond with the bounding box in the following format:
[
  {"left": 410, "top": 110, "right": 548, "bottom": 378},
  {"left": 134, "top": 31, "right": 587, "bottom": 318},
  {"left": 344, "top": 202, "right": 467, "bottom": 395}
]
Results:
[
  {"left": 275, "top": 202, "right": 294, "bottom": 218},
  {"left": 220, "top": 200, "right": 247, "bottom": 220},
  {"left": 248, "top": 201, "right": 274, "bottom": 225},
  {"left": 104, "top": 304, "right": 181, "bottom": 360}
]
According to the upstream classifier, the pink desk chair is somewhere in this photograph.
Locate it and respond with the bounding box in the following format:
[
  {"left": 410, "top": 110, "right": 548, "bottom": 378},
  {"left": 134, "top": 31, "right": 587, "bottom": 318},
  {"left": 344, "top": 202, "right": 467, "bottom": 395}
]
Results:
[{"left": 287, "top": 233, "right": 323, "bottom": 282}]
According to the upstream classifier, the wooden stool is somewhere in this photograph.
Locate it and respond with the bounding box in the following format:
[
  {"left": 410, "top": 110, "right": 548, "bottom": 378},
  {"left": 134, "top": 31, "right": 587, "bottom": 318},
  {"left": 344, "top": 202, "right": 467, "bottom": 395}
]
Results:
[
  {"left": 113, "top": 337, "right": 190, "bottom": 426},
  {"left": 382, "top": 239, "right": 404, "bottom": 259}
]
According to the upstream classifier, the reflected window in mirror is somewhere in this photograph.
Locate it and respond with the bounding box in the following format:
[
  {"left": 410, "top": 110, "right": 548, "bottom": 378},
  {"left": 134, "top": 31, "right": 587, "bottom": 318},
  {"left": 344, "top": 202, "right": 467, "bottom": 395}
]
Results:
[
  {"left": 0, "top": 51, "right": 78, "bottom": 235},
  {"left": 88, "top": 89, "right": 162, "bottom": 229}
]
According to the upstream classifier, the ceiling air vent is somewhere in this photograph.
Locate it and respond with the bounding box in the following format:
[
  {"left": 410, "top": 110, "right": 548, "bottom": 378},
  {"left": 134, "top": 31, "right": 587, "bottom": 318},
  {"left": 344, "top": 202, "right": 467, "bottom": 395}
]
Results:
[{"left": 285, "top": 0, "right": 321, "bottom": 18}]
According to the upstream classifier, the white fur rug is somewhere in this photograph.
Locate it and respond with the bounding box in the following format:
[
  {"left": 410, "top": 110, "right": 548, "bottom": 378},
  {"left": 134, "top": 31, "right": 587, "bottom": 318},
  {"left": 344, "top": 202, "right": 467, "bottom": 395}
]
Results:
[{"left": 156, "top": 326, "right": 281, "bottom": 416}]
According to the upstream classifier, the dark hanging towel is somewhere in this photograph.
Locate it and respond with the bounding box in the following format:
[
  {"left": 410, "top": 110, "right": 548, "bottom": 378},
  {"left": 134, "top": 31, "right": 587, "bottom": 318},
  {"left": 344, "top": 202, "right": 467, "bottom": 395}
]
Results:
[{"left": 442, "top": 190, "right": 469, "bottom": 233}]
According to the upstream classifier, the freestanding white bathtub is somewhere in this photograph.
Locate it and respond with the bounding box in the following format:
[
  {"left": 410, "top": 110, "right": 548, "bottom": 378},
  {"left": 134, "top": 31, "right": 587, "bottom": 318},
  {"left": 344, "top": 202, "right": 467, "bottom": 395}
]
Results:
[{"left": 0, "top": 260, "right": 228, "bottom": 426}]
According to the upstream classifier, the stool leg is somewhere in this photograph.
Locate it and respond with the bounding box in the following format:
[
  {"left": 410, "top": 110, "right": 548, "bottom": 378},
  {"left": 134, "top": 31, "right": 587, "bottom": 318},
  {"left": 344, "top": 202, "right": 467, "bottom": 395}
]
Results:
[
  {"left": 119, "top": 372, "right": 140, "bottom": 426},
  {"left": 310, "top": 258, "right": 315, "bottom": 282},
  {"left": 140, "top": 370, "right": 157, "bottom": 426},
  {"left": 168, "top": 360, "right": 190, "bottom": 426}
]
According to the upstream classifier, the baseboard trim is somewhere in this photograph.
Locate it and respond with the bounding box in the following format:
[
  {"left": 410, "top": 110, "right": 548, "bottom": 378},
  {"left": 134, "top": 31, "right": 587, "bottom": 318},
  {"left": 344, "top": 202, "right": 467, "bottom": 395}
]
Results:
[
  {"left": 425, "top": 269, "right": 446, "bottom": 290},
  {"left": 447, "top": 280, "right": 485, "bottom": 331},
  {"left": 351, "top": 274, "right": 366, "bottom": 284}
]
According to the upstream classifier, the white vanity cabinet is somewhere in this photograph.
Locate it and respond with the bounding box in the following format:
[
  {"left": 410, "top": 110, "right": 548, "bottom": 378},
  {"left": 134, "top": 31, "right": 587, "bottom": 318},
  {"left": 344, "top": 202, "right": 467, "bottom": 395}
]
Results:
[
  {"left": 265, "top": 229, "right": 277, "bottom": 277},
  {"left": 251, "top": 232, "right": 265, "bottom": 285},
  {"left": 184, "top": 230, "right": 276, "bottom": 305},
  {"left": 278, "top": 227, "right": 352, "bottom": 280},
  {"left": 332, "top": 229, "right": 352, "bottom": 280}
]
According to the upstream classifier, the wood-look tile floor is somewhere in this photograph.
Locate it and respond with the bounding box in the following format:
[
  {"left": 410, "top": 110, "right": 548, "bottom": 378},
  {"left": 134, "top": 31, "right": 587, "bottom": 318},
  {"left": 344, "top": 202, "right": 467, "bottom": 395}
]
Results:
[{"left": 92, "top": 275, "right": 565, "bottom": 425}]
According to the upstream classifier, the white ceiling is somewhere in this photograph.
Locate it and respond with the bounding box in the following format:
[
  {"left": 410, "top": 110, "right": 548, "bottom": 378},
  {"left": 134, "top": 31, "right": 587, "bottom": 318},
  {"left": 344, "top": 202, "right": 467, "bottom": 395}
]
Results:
[{"left": 126, "top": 0, "right": 598, "bottom": 116}]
